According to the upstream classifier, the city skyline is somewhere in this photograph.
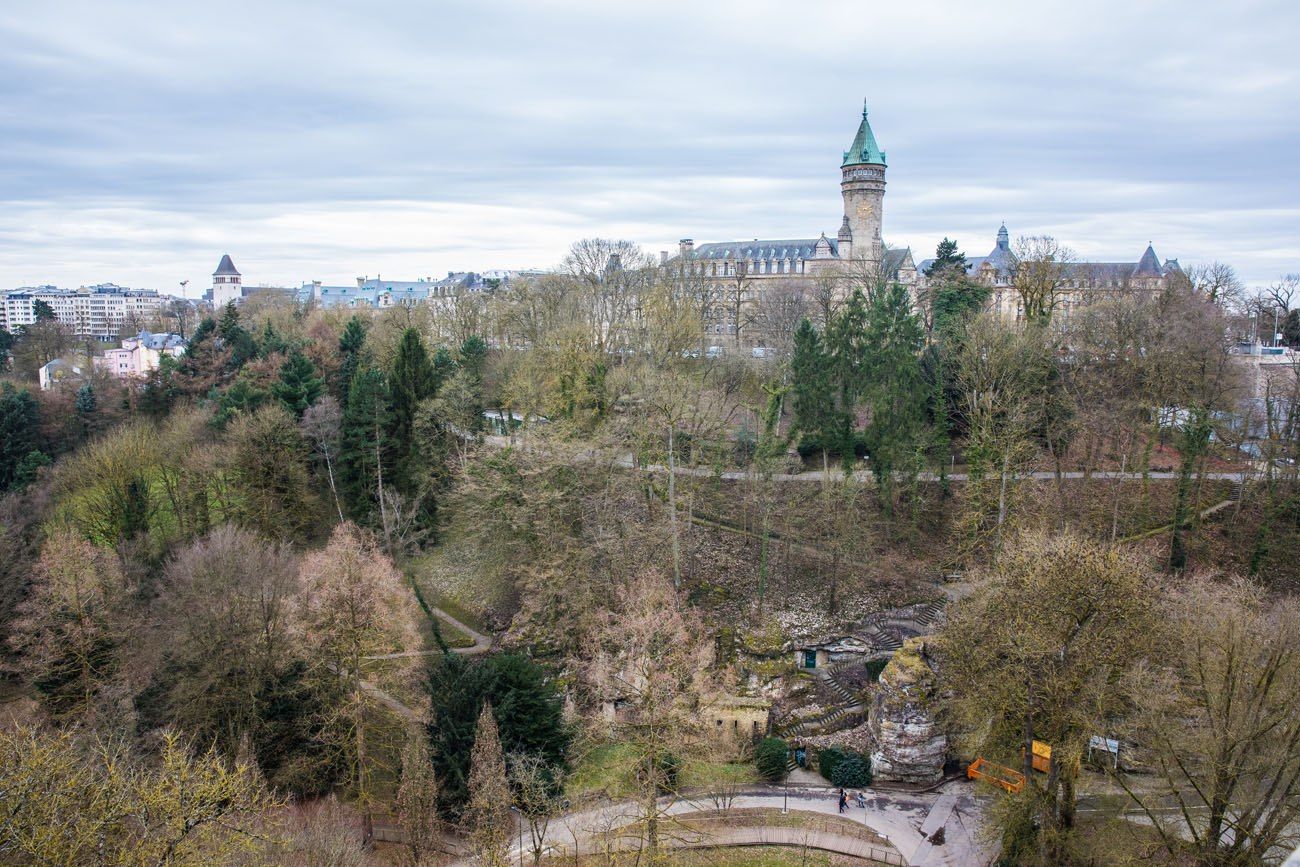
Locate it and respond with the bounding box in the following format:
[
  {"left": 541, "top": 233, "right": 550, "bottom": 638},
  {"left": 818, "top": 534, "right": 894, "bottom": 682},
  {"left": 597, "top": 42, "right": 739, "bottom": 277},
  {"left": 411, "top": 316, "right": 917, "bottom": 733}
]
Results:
[{"left": 2, "top": 0, "right": 1296, "bottom": 292}]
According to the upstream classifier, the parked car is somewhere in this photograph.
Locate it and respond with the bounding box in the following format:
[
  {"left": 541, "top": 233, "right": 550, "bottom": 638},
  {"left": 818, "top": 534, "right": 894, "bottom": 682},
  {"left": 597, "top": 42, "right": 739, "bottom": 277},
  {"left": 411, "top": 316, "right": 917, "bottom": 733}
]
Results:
[
  {"left": 751, "top": 346, "right": 773, "bottom": 358},
  {"left": 705, "top": 345, "right": 725, "bottom": 359}
]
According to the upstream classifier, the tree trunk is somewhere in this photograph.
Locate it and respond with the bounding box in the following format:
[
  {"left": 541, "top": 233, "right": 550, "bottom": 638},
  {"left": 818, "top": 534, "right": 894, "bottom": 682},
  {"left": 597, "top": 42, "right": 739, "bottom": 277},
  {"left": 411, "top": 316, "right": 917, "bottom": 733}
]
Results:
[{"left": 667, "top": 425, "right": 681, "bottom": 590}]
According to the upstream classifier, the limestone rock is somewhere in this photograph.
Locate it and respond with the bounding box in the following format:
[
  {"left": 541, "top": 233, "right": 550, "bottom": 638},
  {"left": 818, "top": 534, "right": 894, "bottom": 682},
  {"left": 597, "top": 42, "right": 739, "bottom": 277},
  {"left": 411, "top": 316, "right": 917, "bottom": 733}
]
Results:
[{"left": 868, "top": 637, "right": 947, "bottom": 785}]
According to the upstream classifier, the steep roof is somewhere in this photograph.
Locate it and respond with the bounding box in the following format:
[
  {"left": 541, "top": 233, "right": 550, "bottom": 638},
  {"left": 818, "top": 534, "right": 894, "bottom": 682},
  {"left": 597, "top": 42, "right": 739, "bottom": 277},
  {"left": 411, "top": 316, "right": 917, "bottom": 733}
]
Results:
[
  {"left": 213, "top": 254, "right": 240, "bottom": 276},
  {"left": 1134, "top": 244, "right": 1163, "bottom": 277},
  {"left": 842, "top": 103, "right": 886, "bottom": 167}
]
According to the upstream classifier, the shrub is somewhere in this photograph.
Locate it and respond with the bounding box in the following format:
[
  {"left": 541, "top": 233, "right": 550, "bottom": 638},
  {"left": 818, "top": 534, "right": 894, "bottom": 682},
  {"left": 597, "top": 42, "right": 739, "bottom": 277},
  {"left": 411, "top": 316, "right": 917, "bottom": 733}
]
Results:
[
  {"left": 754, "top": 737, "right": 789, "bottom": 782},
  {"left": 817, "top": 746, "right": 849, "bottom": 781},
  {"left": 830, "top": 753, "right": 872, "bottom": 788}
]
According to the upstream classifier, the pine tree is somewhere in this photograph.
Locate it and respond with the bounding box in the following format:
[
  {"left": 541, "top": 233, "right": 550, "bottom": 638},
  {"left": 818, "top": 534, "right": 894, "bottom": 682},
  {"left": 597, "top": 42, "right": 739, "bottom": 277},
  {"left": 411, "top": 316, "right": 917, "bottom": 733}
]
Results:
[
  {"left": 0, "top": 382, "right": 40, "bottom": 491},
  {"left": 75, "top": 383, "right": 97, "bottom": 440},
  {"left": 273, "top": 350, "right": 324, "bottom": 417},
  {"left": 925, "top": 237, "right": 968, "bottom": 277},
  {"left": 258, "top": 319, "right": 288, "bottom": 358},
  {"left": 790, "top": 319, "right": 836, "bottom": 473},
  {"left": 464, "top": 702, "right": 512, "bottom": 866},
  {"left": 340, "top": 366, "right": 393, "bottom": 522},
  {"left": 826, "top": 290, "right": 870, "bottom": 471},
  {"left": 336, "top": 316, "right": 368, "bottom": 405},
  {"left": 389, "top": 329, "right": 438, "bottom": 486},
  {"left": 862, "top": 281, "right": 927, "bottom": 521}
]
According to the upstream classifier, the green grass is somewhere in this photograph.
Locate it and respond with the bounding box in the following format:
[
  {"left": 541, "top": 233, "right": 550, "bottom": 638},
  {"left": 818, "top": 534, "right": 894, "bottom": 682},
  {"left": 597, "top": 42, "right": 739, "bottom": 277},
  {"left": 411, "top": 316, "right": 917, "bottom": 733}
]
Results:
[{"left": 567, "top": 742, "right": 758, "bottom": 800}]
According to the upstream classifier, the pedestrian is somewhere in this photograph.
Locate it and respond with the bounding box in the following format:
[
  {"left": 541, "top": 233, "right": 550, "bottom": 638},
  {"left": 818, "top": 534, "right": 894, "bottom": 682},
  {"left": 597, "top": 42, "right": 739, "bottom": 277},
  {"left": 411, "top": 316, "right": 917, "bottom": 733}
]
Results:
[{"left": 838, "top": 788, "right": 847, "bottom": 814}]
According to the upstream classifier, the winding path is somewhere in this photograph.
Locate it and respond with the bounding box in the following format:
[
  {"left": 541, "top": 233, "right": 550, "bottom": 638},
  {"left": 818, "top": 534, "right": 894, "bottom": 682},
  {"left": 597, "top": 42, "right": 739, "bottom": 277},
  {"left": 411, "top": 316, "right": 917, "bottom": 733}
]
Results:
[{"left": 479, "top": 782, "right": 994, "bottom": 867}]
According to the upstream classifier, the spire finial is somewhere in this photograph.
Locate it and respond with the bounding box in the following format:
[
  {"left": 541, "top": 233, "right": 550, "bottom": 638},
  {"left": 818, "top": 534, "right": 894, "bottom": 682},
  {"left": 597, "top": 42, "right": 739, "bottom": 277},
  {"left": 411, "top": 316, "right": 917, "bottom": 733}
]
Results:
[{"left": 862, "top": 98, "right": 868, "bottom": 117}]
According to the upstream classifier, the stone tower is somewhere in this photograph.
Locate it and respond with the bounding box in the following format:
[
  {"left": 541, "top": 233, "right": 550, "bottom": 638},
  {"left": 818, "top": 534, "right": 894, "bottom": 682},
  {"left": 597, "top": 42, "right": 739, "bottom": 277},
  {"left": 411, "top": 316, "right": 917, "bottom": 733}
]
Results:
[
  {"left": 841, "top": 102, "right": 887, "bottom": 264},
  {"left": 211, "top": 254, "right": 242, "bottom": 307}
]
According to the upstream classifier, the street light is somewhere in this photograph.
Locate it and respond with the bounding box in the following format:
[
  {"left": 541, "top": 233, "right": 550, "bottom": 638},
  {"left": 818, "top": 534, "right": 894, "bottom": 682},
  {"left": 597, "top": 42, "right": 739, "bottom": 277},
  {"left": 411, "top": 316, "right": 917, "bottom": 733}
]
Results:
[
  {"left": 508, "top": 806, "right": 524, "bottom": 867},
  {"left": 782, "top": 780, "right": 788, "bottom": 815}
]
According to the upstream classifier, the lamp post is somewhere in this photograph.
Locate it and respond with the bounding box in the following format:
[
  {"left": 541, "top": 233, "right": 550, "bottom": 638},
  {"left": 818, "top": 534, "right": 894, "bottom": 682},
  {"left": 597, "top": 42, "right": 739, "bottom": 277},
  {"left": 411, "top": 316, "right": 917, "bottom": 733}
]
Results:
[
  {"left": 782, "top": 779, "right": 788, "bottom": 815},
  {"left": 509, "top": 806, "right": 524, "bottom": 867}
]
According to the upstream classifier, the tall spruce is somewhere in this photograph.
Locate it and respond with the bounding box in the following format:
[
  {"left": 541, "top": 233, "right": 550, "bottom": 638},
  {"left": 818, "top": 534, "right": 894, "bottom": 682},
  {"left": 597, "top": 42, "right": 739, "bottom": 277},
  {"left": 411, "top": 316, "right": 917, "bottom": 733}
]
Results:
[
  {"left": 389, "top": 328, "right": 438, "bottom": 487},
  {"left": 0, "top": 383, "right": 40, "bottom": 491},
  {"left": 862, "top": 281, "right": 927, "bottom": 521},
  {"left": 336, "top": 316, "right": 368, "bottom": 405},
  {"left": 826, "top": 289, "right": 870, "bottom": 471},
  {"left": 340, "top": 367, "right": 393, "bottom": 523},
  {"left": 273, "top": 350, "right": 324, "bottom": 418},
  {"left": 790, "top": 319, "right": 836, "bottom": 474}
]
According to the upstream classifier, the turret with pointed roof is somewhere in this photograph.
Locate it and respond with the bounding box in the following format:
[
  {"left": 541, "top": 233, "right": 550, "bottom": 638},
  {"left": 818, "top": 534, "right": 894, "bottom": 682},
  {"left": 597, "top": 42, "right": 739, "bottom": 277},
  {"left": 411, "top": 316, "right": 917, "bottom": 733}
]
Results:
[
  {"left": 1133, "top": 244, "right": 1163, "bottom": 278},
  {"left": 841, "top": 101, "right": 887, "bottom": 263},
  {"left": 843, "top": 102, "right": 887, "bottom": 167},
  {"left": 211, "top": 253, "right": 243, "bottom": 307}
]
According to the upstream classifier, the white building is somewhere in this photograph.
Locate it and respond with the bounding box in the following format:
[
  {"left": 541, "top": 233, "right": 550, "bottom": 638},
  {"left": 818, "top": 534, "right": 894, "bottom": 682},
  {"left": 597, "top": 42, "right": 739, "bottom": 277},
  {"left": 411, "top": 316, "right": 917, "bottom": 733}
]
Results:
[
  {"left": 1, "top": 284, "right": 168, "bottom": 340},
  {"left": 211, "top": 254, "right": 243, "bottom": 307}
]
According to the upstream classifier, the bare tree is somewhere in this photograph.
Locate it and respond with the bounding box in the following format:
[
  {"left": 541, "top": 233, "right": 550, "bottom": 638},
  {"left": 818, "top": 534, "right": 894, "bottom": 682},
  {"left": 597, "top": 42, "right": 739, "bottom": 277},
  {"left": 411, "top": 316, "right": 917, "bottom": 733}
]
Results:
[
  {"left": 301, "top": 396, "right": 345, "bottom": 523},
  {"left": 396, "top": 733, "right": 445, "bottom": 866},
  {"left": 465, "top": 703, "right": 513, "bottom": 866},
  {"left": 1012, "top": 235, "right": 1076, "bottom": 324}
]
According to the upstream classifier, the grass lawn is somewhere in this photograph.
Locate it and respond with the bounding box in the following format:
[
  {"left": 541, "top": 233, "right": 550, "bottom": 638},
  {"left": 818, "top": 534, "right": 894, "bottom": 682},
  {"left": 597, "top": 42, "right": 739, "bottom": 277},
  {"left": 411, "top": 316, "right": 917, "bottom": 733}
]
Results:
[{"left": 568, "top": 742, "right": 758, "bottom": 801}]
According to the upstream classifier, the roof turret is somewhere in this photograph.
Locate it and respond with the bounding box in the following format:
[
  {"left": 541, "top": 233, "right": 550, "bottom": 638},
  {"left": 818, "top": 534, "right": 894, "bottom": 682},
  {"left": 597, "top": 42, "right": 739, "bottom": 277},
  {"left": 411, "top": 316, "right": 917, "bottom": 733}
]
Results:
[
  {"left": 213, "top": 254, "right": 240, "bottom": 276},
  {"left": 842, "top": 101, "right": 886, "bottom": 167},
  {"left": 1133, "top": 244, "right": 1163, "bottom": 277}
]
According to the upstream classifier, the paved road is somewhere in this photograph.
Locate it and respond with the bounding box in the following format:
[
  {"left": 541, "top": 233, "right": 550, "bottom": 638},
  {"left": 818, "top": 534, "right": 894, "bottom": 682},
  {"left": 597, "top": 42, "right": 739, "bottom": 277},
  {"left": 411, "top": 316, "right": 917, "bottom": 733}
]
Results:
[
  {"left": 363, "top": 605, "right": 492, "bottom": 660},
  {"left": 483, "top": 782, "right": 995, "bottom": 867}
]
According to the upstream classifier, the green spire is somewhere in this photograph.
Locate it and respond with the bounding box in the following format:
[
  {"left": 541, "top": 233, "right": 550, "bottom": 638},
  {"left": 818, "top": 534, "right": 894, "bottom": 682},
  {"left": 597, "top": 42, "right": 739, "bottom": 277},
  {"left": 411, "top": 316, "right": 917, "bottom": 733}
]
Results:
[{"left": 842, "top": 100, "right": 886, "bottom": 167}]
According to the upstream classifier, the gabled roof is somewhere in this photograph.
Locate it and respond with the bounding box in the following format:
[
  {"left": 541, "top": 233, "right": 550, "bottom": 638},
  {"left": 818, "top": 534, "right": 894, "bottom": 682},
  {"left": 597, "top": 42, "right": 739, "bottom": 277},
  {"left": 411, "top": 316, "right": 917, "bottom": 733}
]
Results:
[
  {"left": 213, "top": 254, "right": 240, "bottom": 276},
  {"left": 842, "top": 103, "right": 886, "bottom": 167}
]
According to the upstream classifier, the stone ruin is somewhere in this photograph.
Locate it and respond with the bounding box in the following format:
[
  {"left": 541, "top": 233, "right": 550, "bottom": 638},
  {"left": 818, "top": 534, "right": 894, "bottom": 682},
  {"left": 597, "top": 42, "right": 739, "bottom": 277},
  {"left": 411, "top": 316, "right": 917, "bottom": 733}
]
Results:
[{"left": 868, "top": 637, "right": 947, "bottom": 785}]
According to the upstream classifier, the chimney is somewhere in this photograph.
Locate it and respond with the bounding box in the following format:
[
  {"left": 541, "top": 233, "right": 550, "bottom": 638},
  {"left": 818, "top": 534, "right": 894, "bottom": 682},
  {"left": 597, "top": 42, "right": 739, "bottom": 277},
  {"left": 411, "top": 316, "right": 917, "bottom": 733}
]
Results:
[
  {"left": 679, "top": 239, "right": 695, "bottom": 256},
  {"left": 660, "top": 250, "right": 669, "bottom": 264}
]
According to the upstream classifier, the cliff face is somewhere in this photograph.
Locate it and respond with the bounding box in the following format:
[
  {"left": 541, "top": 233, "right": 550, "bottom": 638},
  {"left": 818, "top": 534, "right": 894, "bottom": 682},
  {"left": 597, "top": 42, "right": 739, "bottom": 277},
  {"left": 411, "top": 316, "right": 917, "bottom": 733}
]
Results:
[{"left": 868, "top": 637, "right": 947, "bottom": 785}]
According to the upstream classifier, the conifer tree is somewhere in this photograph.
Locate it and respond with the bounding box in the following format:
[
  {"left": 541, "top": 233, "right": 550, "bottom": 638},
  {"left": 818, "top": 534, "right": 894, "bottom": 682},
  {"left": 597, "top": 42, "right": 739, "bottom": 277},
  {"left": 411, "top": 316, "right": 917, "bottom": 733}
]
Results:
[
  {"left": 273, "top": 350, "right": 324, "bottom": 418},
  {"left": 862, "top": 281, "right": 927, "bottom": 521},
  {"left": 336, "top": 316, "right": 368, "bottom": 405},
  {"left": 340, "top": 367, "right": 393, "bottom": 523},
  {"left": 464, "top": 702, "right": 512, "bottom": 866},
  {"left": 396, "top": 733, "right": 443, "bottom": 866},
  {"left": 790, "top": 319, "right": 836, "bottom": 474},
  {"left": 390, "top": 328, "right": 438, "bottom": 486},
  {"left": 0, "top": 383, "right": 40, "bottom": 491},
  {"left": 826, "top": 289, "right": 870, "bottom": 470}
]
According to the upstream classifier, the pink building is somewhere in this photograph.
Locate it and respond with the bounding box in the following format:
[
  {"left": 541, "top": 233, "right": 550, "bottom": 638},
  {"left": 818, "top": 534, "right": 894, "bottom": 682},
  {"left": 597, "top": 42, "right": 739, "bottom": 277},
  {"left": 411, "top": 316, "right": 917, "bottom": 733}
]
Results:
[{"left": 94, "top": 331, "right": 186, "bottom": 380}]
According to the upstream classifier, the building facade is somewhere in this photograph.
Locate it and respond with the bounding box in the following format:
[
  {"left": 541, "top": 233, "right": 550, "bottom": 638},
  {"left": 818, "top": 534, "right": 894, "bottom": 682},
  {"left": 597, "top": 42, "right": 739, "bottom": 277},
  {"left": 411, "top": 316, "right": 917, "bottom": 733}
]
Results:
[
  {"left": 672, "top": 104, "right": 917, "bottom": 346},
  {"left": 1, "top": 284, "right": 167, "bottom": 340},
  {"left": 917, "top": 224, "right": 1183, "bottom": 327},
  {"left": 93, "top": 330, "right": 186, "bottom": 380}
]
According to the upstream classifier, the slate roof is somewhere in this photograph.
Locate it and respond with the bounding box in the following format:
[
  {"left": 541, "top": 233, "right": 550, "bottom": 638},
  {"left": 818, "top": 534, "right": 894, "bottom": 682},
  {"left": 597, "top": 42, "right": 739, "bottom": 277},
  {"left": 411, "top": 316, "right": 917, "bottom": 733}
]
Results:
[
  {"left": 919, "top": 227, "right": 1177, "bottom": 283},
  {"left": 213, "top": 254, "right": 240, "bottom": 276},
  {"left": 692, "top": 239, "right": 836, "bottom": 261}
]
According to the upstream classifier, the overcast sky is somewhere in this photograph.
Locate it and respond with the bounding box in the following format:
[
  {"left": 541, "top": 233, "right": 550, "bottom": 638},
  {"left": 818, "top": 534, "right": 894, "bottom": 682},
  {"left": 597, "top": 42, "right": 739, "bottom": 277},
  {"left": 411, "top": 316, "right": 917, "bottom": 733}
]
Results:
[{"left": 2, "top": 0, "right": 1297, "bottom": 295}]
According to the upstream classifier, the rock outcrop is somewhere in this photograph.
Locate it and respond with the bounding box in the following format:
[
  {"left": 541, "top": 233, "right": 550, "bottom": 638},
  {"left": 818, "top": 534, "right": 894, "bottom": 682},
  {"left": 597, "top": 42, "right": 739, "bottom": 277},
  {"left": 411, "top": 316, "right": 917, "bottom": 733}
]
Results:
[{"left": 868, "top": 637, "right": 947, "bottom": 785}]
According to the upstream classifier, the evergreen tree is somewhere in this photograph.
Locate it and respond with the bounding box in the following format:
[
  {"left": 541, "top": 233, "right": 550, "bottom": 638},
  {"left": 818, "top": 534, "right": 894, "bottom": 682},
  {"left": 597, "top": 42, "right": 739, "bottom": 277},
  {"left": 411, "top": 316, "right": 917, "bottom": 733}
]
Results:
[
  {"left": 216, "top": 303, "right": 256, "bottom": 368},
  {"left": 862, "top": 281, "right": 927, "bottom": 520},
  {"left": 257, "top": 319, "right": 288, "bottom": 358},
  {"left": 925, "top": 237, "right": 968, "bottom": 277},
  {"left": 389, "top": 329, "right": 438, "bottom": 485},
  {"left": 0, "top": 326, "right": 13, "bottom": 362},
  {"left": 336, "top": 316, "right": 368, "bottom": 405},
  {"left": 340, "top": 367, "right": 393, "bottom": 521},
  {"left": 826, "top": 289, "right": 870, "bottom": 470},
  {"left": 272, "top": 350, "right": 324, "bottom": 417},
  {"left": 75, "top": 382, "right": 96, "bottom": 415},
  {"left": 32, "top": 299, "right": 56, "bottom": 321},
  {"left": 214, "top": 375, "right": 268, "bottom": 426},
  {"left": 465, "top": 703, "right": 512, "bottom": 866},
  {"left": 0, "top": 383, "right": 40, "bottom": 491},
  {"left": 790, "top": 319, "right": 837, "bottom": 471}
]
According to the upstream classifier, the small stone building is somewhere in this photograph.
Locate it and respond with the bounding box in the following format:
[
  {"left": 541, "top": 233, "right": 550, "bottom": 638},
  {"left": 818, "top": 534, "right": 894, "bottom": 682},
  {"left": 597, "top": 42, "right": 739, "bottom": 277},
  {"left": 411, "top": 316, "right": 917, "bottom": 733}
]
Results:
[{"left": 706, "top": 695, "right": 771, "bottom": 755}]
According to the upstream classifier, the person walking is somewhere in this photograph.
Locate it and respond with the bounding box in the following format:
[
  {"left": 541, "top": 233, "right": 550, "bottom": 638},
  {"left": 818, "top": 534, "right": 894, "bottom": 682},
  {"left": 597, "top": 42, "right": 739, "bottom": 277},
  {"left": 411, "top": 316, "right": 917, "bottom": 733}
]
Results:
[{"left": 838, "top": 788, "right": 848, "bottom": 814}]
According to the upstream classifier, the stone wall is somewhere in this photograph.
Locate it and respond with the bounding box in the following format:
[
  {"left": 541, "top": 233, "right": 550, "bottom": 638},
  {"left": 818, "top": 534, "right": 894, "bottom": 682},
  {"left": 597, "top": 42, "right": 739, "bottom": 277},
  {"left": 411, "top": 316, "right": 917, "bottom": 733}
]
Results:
[{"left": 868, "top": 637, "right": 947, "bottom": 785}]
